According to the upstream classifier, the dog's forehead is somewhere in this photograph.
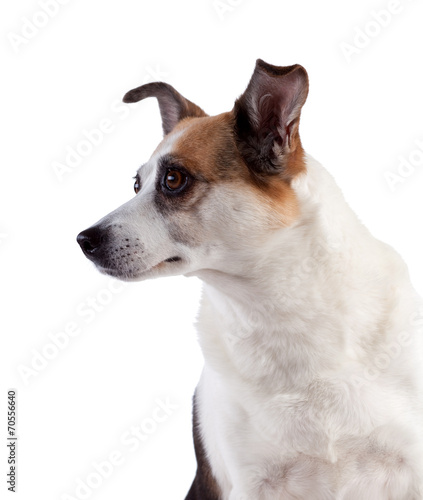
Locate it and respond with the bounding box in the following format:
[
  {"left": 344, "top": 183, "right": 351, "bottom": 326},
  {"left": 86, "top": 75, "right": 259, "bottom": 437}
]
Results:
[
  {"left": 137, "top": 127, "right": 186, "bottom": 185},
  {"left": 147, "top": 112, "right": 245, "bottom": 181}
]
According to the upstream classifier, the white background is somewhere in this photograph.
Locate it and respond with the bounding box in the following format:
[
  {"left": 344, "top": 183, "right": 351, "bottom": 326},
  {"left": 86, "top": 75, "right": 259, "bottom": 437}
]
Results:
[{"left": 1, "top": 0, "right": 423, "bottom": 499}]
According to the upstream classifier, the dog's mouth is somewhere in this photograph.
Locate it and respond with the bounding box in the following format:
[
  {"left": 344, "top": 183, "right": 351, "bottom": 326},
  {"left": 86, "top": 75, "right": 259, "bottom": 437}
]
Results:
[
  {"left": 163, "top": 256, "right": 182, "bottom": 263},
  {"left": 150, "top": 255, "right": 183, "bottom": 271},
  {"left": 97, "top": 255, "right": 184, "bottom": 281}
]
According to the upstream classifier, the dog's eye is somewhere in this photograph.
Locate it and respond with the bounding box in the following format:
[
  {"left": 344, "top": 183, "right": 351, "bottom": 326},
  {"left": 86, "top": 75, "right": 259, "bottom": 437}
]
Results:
[
  {"left": 133, "top": 176, "right": 141, "bottom": 194},
  {"left": 164, "top": 169, "right": 188, "bottom": 192}
]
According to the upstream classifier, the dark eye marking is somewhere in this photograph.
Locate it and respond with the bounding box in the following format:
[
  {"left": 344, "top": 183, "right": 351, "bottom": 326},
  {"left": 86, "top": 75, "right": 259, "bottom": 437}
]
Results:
[
  {"left": 156, "top": 155, "right": 195, "bottom": 198},
  {"left": 154, "top": 154, "right": 210, "bottom": 215}
]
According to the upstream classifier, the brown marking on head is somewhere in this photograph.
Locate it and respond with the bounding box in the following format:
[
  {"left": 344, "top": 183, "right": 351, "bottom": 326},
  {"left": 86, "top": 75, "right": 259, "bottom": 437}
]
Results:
[
  {"left": 169, "top": 111, "right": 303, "bottom": 227},
  {"left": 256, "top": 175, "right": 301, "bottom": 227},
  {"left": 171, "top": 112, "right": 246, "bottom": 181}
]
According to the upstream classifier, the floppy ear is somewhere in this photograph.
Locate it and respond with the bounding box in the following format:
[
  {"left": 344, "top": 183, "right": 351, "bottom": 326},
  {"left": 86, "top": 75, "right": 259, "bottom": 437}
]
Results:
[
  {"left": 233, "top": 59, "right": 309, "bottom": 178},
  {"left": 123, "top": 82, "right": 207, "bottom": 136}
]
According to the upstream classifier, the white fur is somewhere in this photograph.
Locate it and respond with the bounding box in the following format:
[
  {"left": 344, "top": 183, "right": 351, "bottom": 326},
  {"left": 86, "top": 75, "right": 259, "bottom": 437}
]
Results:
[
  {"left": 85, "top": 130, "right": 423, "bottom": 497},
  {"left": 192, "top": 155, "right": 423, "bottom": 499}
]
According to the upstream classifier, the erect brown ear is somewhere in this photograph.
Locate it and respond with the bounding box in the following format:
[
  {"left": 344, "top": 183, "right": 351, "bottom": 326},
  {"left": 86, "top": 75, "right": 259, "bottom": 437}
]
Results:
[
  {"left": 123, "top": 82, "right": 208, "bottom": 136},
  {"left": 233, "top": 59, "right": 309, "bottom": 178}
]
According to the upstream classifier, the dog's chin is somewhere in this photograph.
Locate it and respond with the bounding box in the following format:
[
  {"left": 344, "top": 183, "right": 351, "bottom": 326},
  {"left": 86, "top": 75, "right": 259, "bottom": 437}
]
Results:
[
  {"left": 96, "top": 266, "right": 139, "bottom": 282},
  {"left": 95, "top": 257, "right": 185, "bottom": 282}
]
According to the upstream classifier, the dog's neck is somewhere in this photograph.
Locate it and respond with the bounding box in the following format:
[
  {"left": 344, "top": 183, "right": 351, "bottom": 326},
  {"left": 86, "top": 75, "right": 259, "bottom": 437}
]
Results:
[
  {"left": 195, "top": 238, "right": 348, "bottom": 393},
  {"left": 194, "top": 156, "right": 405, "bottom": 393}
]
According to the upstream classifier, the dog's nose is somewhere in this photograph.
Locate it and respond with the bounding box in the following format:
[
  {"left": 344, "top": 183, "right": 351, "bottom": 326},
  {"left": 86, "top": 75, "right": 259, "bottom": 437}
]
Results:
[{"left": 77, "top": 226, "right": 105, "bottom": 256}]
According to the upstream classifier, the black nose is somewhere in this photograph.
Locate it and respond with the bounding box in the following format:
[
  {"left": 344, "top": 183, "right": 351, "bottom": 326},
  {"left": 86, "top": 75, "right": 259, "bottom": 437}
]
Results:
[{"left": 77, "top": 226, "right": 105, "bottom": 257}]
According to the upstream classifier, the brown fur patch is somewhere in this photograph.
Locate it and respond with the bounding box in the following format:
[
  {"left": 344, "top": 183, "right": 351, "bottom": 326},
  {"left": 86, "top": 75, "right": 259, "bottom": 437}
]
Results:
[
  {"left": 172, "top": 112, "right": 244, "bottom": 181},
  {"left": 256, "top": 177, "right": 301, "bottom": 227},
  {"left": 170, "top": 112, "right": 303, "bottom": 227}
]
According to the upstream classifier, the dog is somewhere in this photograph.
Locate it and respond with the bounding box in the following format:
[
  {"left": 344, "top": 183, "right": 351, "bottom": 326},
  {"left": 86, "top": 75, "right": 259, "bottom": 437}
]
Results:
[{"left": 77, "top": 60, "right": 423, "bottom": 499}]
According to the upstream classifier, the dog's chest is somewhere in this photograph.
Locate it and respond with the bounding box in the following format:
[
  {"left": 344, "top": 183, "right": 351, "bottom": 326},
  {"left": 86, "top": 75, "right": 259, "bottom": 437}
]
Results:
[
  {"left": 196, "top": 362, "right": 415, "bottom": 499},
  {"left": 195, "top": 284, "right": 423, "bottom": 497},
  {"left": 198, "top": 370, "right": 343, "bottom": 499}
]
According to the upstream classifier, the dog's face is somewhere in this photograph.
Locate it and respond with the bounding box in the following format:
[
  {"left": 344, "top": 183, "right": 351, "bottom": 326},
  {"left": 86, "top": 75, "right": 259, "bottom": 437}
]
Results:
[{"left": 77, "top": 60, "right": 309, "bottom": 281}]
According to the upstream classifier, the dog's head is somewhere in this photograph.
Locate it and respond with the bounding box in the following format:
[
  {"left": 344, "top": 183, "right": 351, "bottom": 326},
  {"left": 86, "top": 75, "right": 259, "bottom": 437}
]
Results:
[{"left": 77, "top": 60, "right": 309, "bottom": 281}]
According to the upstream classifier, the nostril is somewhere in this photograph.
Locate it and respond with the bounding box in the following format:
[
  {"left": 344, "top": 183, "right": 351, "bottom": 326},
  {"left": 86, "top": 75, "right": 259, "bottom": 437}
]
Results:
[
  {"left": 77, "top": 226, "right": 106, "bottom": 256},
  {"left": 81, "top": 238, "right": 96, "bottom": 254}
]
